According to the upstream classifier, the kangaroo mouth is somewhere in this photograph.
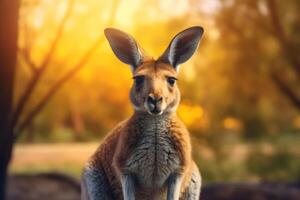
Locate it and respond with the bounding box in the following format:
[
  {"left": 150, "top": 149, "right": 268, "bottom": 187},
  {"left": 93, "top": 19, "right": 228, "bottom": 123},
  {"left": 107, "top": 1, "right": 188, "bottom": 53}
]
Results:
[{"left": 149, "top": 107, "right": 163, "bottom": 115}]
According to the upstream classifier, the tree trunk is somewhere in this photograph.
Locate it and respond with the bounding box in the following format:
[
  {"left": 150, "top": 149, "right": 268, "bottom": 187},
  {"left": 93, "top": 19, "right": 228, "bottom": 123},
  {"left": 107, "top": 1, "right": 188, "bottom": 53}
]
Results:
[{"left": 0, "top": 0, "right": 19, "bottom": 199}]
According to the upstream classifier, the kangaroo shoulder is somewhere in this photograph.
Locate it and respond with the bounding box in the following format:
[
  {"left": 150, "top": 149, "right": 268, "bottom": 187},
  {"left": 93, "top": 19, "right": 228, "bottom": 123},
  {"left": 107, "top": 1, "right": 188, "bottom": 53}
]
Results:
[
  {"left": 169, "top": 115, "right": 192, "bottom": 164},
  {"left": 87, "top": 119, "right": 130, "bottom": 166},
  {"left": 104, "top": 119, "right": 130, "bottom": 143},
  {"left": 170, "top": 115, "right": 190, "bottom": 137}
]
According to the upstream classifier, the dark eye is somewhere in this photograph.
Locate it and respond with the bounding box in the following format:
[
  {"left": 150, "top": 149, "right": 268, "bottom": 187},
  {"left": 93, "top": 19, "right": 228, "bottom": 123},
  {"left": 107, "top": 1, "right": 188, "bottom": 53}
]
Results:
[
  {"left": 167, "top": 77, "right": 177, "bottom": 86},
  {"left": 133, "top": 76, "right": 145, "bottom": 87}
]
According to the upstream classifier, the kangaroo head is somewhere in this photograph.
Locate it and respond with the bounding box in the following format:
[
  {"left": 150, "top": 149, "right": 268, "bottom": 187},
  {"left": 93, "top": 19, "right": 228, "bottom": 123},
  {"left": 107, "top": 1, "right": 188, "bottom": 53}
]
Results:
[{"left": 104, "top": 26, "right": 203, "bottom": 116}]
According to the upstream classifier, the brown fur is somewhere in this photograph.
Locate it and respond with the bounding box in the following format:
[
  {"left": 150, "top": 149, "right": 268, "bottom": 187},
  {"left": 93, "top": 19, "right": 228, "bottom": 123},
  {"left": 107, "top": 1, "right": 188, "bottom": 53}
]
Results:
[
  {"left": 87, "top": 113, "right": 197, "bottom": 200},
  {"left": 85, "top": 61, "right": 199, "bottom": 200},
  {"left": 82, "top": 26, "right": 203, "bottom": 200}
]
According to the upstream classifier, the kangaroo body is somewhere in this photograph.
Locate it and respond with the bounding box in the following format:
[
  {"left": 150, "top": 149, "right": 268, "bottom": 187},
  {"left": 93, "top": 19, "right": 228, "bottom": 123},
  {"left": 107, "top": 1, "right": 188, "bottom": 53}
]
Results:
[
  {"left": 82, "top": 26, "right": 204, "bottom": 200},
  {"left": 82, "top": 113, "right": 201, "bottom": 200}
]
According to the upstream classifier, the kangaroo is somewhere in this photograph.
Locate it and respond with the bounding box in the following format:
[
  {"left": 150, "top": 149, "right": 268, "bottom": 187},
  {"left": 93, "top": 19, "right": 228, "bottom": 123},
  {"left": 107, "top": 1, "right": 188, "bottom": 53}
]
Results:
[{"left": 81, "top": 26, "right": 204, "bottom": 200}]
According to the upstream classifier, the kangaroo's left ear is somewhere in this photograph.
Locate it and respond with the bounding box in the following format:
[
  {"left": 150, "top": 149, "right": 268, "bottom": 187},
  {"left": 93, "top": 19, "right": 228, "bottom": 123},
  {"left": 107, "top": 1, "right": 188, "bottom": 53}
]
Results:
[{"left": 158, "top": 26, "right": 204, "bottom": 70}]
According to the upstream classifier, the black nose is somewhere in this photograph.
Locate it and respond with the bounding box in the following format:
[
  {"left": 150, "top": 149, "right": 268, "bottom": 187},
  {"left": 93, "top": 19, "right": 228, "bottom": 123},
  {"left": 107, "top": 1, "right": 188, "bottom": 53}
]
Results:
[{"left": 147, "top": 96, "right": 162, "bottom": 106}]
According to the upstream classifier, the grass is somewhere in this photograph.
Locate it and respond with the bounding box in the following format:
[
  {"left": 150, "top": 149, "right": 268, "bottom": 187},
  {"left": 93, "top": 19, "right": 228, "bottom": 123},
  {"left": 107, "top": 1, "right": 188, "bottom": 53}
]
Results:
[{"left": 9, "top": 143, "right": 99, "bottom": 178}]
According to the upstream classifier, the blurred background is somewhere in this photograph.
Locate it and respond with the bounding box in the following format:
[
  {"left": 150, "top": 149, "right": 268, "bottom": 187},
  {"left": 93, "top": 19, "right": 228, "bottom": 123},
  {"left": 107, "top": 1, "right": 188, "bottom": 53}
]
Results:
[{"left": 3, "top": 0, "right": 300, "bottom": 199}]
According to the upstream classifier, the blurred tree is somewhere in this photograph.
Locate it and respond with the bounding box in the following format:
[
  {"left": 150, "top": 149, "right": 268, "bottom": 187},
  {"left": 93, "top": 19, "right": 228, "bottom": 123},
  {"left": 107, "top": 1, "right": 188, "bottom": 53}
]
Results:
[
  {"left": 197, "top": 0, "right": 300, "bottom": 137},
  {"left": 14, "top": 0, "right": 119, "bottom": 137},
  {"left": 0, "top": 0, "right": 19, "bottom": 198},
  {"left": 266, "top": 0, "right": 300, "bottom": 108},
  {"left": 0, "top": 0, "right": 120, "bottom": 197},
  {"left": 216, "top": 0, "right": 300, "bottom": 110}
]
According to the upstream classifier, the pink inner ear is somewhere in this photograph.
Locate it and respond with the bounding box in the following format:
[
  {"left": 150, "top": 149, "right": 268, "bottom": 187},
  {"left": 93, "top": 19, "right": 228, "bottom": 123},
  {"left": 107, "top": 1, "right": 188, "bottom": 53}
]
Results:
[{"left": 159, "top": 26, "right": 203, "bottom": 68}]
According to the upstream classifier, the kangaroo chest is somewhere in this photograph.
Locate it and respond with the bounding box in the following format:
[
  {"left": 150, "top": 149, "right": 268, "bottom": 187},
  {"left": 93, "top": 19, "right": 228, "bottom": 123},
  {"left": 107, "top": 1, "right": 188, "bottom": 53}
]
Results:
[{"left": 125, "top": 116, "right": 181, "bottom": 188}]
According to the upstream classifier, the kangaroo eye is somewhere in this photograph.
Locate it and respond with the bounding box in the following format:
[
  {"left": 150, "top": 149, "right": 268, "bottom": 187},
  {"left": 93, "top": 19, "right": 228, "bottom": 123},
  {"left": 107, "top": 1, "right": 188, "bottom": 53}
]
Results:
[
  {"left": 133, "top": 76, "right": 145, "bottom": 87},
  {"left": 167, "top": 77, "right": 177, "bottom": 86}
]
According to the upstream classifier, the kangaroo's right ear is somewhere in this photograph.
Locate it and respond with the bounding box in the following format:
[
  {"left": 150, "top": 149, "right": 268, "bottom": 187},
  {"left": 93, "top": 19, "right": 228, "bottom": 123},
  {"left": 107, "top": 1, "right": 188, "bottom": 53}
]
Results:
[{"left": 104, "top": 28, "right": 142, "bottom": 70}]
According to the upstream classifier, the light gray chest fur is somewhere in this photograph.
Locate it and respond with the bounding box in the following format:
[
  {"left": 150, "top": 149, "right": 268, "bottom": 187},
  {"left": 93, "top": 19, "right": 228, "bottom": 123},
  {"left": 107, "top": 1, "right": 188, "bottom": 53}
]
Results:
[{"left": 125, "top": 115, "right": 181, "bottom": 189}]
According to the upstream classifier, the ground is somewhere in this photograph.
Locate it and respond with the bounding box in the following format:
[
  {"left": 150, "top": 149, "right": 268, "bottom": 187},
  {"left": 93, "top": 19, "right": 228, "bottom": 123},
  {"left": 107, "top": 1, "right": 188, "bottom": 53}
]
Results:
[
  {"left": 7, "top": 173, "right": 300, "bottom": 200},
  {"left": 7, "top": 173, "right": 80, "bottom": 200}
]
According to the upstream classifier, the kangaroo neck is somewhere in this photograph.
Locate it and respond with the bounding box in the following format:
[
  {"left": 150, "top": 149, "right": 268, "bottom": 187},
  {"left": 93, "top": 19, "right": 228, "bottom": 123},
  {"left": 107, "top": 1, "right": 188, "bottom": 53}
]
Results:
[{"left": 131, "top": 111, "right": 175, "bottom": 133}]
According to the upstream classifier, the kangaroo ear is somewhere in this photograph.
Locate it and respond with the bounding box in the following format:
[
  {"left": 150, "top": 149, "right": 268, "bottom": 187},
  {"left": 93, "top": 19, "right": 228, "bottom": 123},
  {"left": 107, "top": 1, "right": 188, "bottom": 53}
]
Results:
[
  {"left": 158, "top": 26, "right": 204, "bottom": 70},
  {"left": 104, "top": 28, "right": 142, "bottom": 70}
]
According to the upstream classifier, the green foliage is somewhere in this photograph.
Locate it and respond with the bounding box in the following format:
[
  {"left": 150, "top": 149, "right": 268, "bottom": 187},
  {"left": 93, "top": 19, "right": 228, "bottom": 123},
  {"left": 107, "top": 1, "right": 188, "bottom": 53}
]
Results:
[
  {"left": 247, "top": 148, "right": 300, "bottom": 181},
  {"left": 192, "top": 132, "right": 300, "bottom": 183}
]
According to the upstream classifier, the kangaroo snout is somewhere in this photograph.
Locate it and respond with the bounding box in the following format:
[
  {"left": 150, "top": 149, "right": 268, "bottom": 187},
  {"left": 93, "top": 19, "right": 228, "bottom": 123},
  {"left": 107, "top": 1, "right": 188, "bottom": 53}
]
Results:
[{"left": 147, "top": 95, "right": 163, "bottom": 115}]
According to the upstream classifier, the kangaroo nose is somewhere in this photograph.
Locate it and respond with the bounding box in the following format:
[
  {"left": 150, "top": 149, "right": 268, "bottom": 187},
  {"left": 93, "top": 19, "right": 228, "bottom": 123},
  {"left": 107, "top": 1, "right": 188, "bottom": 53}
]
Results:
[{"left": 147, "top": 96, "right": 162, "bottom": 106}]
